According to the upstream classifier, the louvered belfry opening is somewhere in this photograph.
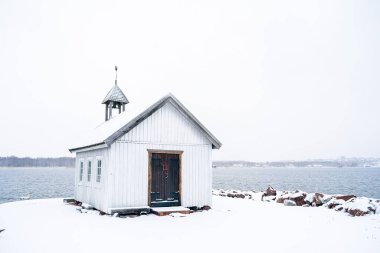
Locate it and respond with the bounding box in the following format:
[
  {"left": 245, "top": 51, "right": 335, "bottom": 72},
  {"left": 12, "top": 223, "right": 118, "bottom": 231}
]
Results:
[{"left": 102, "top": 82, "right": 129, "bottom": 121}]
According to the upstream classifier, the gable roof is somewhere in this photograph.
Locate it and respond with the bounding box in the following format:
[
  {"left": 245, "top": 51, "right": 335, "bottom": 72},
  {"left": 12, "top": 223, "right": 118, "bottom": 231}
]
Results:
[
  {"left": 102, "top": 84, "right": 129, "bottom": 104},
  {"left": 69, "top": 93, "right": 222, "bottom": 152}
]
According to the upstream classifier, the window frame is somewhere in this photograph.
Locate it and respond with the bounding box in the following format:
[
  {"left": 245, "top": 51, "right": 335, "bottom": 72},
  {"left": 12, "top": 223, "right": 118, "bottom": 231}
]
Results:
[
  {"left": 87, "top": 158, "right": 93, "bottom": 183},
  {"left": 96, "top": 156, "right": 102, "bottom": 183},
  {"left": 79, "top": 159, "right": 84, "bottom": 183}
]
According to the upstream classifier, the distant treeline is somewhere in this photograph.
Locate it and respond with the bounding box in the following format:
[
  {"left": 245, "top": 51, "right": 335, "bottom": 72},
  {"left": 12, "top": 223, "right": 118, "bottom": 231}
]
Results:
[
  {"left": 213, "top": 157, "right": 380, "bottom": 168},
  {"left": 0, "top": 156, "right": 75, "bottom": 167}
]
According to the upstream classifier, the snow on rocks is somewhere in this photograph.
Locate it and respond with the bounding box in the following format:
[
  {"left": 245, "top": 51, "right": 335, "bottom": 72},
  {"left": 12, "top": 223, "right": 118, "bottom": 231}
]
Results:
[
  {"left": 212, "top": 186, "right": 379, "bottom": 217},
  {"left": 284, "top": 199, "right": 297, "bottom": 206}
]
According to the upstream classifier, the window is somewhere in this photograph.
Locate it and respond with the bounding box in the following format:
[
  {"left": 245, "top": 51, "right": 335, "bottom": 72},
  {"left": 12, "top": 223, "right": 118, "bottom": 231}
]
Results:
[
  {"left": 96, "top": 160, "right": 102, "bottom": 183},
  {"left": 87, "top": 160, "right": 92, "bottom": 182},
  {"left": 79, "top": 161, "right": 84, "bottom": 181}
]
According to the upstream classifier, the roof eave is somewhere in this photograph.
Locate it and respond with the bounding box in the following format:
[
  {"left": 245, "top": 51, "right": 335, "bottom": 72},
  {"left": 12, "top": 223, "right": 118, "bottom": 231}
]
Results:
[
  {"left": 104, "top": 93, "right": 222, "bottom": 149},
  {"left": 69, "top": 142, "right": 108, "bottom": 153}
]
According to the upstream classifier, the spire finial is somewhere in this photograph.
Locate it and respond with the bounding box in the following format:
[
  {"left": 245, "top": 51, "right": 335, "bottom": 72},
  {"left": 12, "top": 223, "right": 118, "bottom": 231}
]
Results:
[{"left": 115, "top": 65, "right": 118, "bottom": 85}]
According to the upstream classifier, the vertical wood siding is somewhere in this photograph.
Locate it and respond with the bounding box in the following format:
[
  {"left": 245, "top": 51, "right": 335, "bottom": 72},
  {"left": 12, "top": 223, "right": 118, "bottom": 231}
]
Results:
[
  {"left": 75, "top": 148, "right": 109, "bottom": 211},
  {"left": 106, "top": 102, "right": 213, "bottom": 210}
]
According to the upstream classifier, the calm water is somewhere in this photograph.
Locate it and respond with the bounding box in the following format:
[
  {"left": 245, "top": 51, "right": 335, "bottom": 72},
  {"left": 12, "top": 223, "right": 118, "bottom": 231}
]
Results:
[
  {"left": 0, "top": 166, "right": 379, "bottom": 204},
  {"left": 213, "top": 166, "right": 380, "bottom": 199}
]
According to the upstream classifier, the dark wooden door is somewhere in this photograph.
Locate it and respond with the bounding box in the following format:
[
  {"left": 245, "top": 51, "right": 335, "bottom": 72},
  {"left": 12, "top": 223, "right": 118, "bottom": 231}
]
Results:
[{"left": 150, "top": 153, "right": 180, "bottom": 207}]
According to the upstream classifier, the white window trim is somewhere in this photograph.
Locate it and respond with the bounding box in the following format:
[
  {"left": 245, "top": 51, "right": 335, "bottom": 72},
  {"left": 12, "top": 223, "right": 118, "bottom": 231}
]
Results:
[
  {"left": 95, "top": 156, "right": 103, "bottom": 185},
  {"left": 86, "top": 157, "right": 93, "bottom": 185},
  {"left": 78, "top": 158, "right": 84, "bottom": 185}
]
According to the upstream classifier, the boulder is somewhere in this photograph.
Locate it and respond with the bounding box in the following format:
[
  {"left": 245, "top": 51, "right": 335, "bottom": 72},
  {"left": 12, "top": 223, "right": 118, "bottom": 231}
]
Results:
[
  {"left": 290, "top": 193, "right": 306, "bottom": 206},
  {"left": 336, "top": 195, "right": 356, "bottom": 201},
  {"left": 347, "top": 209, "right": 369, "bottom": 217},
  {"left": 325, "top": 198, "right": 345, "bottom": 209},
  {"left": 284, "top": 199, "right": 297, "bottom": 206},
  {"left": 201, "top": 205, "right": 211, "bottom": 211},
  {"left": 344, "top": 197, "right": 376, "bottom": 216},
  {"left": 276, "top": 197, "right": 286, "bottom": 204},
  {"left": 313, "top": 195, "right": 323, "bottom": 206},
  {"left": 235, "top": 193, "right": 246, "bottom": 199},
  {"left": 265, "top": 186, "right": 277, "bottom": 196},
  {"left": 315, "top": 193, "right": 324, "bottom": 198},
  {"left": 304, "top": 193, "right": 315, "bottom": 204}
]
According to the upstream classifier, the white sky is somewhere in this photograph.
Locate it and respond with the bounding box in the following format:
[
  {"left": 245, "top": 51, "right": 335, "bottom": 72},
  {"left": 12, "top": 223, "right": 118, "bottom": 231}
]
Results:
[{"left": 0, "top": 0, "right": 379, "bottom": 161}]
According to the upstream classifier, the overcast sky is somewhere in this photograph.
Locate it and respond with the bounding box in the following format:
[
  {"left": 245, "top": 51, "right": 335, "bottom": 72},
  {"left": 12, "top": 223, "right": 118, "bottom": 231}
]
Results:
[{"left": 0, "top": 0, "right": 379, "bottom": 161}]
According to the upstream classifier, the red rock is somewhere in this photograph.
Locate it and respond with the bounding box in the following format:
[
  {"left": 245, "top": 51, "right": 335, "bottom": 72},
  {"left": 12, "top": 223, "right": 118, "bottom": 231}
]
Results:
[
  {"left": 276, "top": 197, "right": 286, "bottom": 204},
  {"left": 315, "top": 193, "right": 324, "bottom": 198},
  {"left": 348, "top": 209, "right": 369, "bottom": 216},
  {"left": 290, "top": 194, "right": 306, "bottom": 206},
  {"left": 265, "top": 186, "right": 277, "bottom": 196},
  {"left": 202, "top": 205, "right": 211, "bottom": 211},
  {"left": 327, "top": 203, "right": 340, "bottom": 209},
  {"left": 336, "top": 195, "right": 356, "bottom": 201}
]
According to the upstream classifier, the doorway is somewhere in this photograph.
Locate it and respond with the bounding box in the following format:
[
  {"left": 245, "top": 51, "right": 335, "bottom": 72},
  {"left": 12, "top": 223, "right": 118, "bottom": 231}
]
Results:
[{"left": 148, "top": 150, "right": 182, "bottom": 207}]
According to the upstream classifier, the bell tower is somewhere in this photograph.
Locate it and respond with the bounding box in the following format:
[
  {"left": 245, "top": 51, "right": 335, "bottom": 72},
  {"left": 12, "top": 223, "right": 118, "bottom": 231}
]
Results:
[{"left": 102, "top": 66, "right": 129, "bottom": 121}]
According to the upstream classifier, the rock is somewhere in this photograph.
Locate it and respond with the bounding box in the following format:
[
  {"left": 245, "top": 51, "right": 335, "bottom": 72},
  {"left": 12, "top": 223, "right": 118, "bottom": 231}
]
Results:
[
  {"left": 235, "top": 193, "right": 246, "bottom": 199},
  {"left": 284, "top": 199, "right": 297, "bottom": 206},
  {"left": 304, "top": 193, "right": 314, "bottom": 204},
  {"left": 325, "top": 199, "right": 345, "bottom": 209},
  {"left": 315, "top": 193, "right": 324, "bottom": 198},
  {"left": 302, "top": 204, "right": 310, "bottom": 207},
  {"left": 227, "top": 193, "right": 235, "bottom": 198},
  {"left": 336, "top": 195, "right": 356, "bottom": 201},
  {"left": 348, "top": 209, "right": 369, "bottom": 217},
  {"left": 344, "top": 197, "right": 376, "bottom": 216},
  {"left": 265, "top": 186, "right": 277, "bottom": 196},
  {"left": 276, "top": 197, "right": 286, "bottom": 204},
  {"left": 201, "top": 205, "right": 211, "bottom": 211},
  {"left": 322, "top": 196, "right": 333, "bottom": 204},
  {"left": 290, "top": 193, "right": 306, "bottom": 206},
  {"left": 313, "top": 195, "right": 323, "bottom": 206},
  {"left": 327, "top": 203, "right": 339, "bottom": 209}
]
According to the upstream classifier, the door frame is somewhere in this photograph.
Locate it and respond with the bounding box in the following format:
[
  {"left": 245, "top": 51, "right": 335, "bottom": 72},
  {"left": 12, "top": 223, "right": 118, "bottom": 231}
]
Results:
[{"left": 147, "top": 149, "right": 183, "bottom": 207}]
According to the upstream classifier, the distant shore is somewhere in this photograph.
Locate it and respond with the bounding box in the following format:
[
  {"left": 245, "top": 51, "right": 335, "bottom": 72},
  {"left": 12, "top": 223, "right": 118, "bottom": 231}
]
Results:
[{"left": 2, "top": 156, "right": 380, "bottom": 168}]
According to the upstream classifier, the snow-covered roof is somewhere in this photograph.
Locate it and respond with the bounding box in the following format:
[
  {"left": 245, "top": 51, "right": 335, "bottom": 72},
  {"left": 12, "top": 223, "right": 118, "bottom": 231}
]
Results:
[
  {"left": 101, "top": 84, "right": 129, "bottom": 104},
  {"left": 69, "top": 93, "right": 222, "bottom": 152}
]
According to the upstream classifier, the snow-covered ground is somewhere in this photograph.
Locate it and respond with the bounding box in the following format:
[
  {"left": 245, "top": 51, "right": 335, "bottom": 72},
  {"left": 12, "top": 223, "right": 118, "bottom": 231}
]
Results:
[{"left": 0, "top": 196, "right": 380, "bottom": 253}]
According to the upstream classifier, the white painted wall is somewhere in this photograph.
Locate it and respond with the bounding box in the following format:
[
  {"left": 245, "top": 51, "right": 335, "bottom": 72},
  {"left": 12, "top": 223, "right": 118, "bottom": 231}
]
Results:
[
  {"left": 75, "top": 148, "right": 109, "bottom": 211},
  {"left": 74, "top": 102, "right": 214, "bottom": 213},
  {"left": 106, "top": 102, "right": 213, "bottom": 210}
]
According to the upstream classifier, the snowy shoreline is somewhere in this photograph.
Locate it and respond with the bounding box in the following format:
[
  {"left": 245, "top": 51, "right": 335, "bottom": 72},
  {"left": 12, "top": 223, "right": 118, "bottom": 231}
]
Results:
[
  {"left": 213, "top": 187, "right": 380, "bottom": 216},
  {"left": 1, "top": 196, "right": 380, "bottom": 253}
]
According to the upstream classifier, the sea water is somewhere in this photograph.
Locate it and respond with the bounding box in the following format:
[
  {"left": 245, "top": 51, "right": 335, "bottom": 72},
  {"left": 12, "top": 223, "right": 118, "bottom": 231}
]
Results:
[{"left": 0, "top": 166, "right": 379, "bottom": 204}]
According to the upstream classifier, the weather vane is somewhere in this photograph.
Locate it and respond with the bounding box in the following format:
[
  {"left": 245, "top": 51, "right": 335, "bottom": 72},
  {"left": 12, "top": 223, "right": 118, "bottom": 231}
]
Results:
[{"left": 115, "top": 65, "right": 118, "bottom": 85}]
